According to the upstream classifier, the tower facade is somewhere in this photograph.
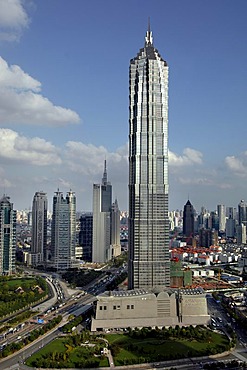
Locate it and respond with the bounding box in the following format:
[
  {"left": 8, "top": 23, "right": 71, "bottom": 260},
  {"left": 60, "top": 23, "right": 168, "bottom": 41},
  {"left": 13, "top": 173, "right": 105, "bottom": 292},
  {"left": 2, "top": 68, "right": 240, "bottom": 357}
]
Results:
[
  {"left": 92, "top": 161, "right": 112, "bottom": 263},
  {"left": 51, "top": 190, "right": 76, "bottom": 270},
  {"left": 217, "top": 204, "right": 226, "bottom": 232},
  {"left": 0, "top": 195, "right": 16, "bottom": 275},
  {"left": 183, "top": 200, "right": 194, "bottom": 239},
  {"left": 238, "top": 200, "right": 247, "bottom": 227},
  {"left": 111, "top": 199, "right": 121, "bottom": 258},
  {"left": 79, "top": 212, "right": 93, "bottom": 262},
  {"left": 128, "top": 26, "right": 170, "bottom": 290},
  {"left": 31, "top": 191, "right": 47, "bottom": 265}
]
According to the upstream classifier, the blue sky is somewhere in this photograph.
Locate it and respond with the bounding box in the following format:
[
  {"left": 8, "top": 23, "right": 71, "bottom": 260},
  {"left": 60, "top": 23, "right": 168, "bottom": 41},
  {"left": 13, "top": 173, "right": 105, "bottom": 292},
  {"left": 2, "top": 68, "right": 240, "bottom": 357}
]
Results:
[{"left": 0, "top": 0, "right": 247, "bottom": 213}]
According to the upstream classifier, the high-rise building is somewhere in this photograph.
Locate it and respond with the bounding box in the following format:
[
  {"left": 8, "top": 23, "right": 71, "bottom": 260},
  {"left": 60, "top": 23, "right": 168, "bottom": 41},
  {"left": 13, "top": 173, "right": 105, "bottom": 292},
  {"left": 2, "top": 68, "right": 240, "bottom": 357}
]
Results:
[
  {"left": 128, "top": 25, "right": 170, "bottom": 290},
  {"left": 31, "top": 191, "right": 47, "bottom": 265},
  {"left": 183, "top": 200, "right": 194, "bottom": 239},
  {"left": 236, "top": 223, "right": 246, "bottom": 245},
  {"left": 92, "top": 161, "right": 112, "bottom": 263},
  {"left": 0, "top": 195, "right": 16, "bottom": 275},
  {"left": 238, "top": 200, "right": 247, "bottom": 227},
  {"left": 217, "top": 204, "right": 226, "bottom": 232},
  {"left": 51, "top": 190, "right": 76, "bottom": 270},
  {"left": 79, "top": 212, "right": 93, "bottom": 262},
  {"left": 111, "top": 199, "right": 121, "bottom": 258}
]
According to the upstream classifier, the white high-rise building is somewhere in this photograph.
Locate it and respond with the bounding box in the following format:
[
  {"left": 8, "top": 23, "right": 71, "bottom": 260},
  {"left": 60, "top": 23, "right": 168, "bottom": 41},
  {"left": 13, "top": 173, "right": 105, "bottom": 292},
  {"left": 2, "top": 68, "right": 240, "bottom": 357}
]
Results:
[
  {"left": 111, "top": 199, "right": 121, "bottom": 258},
  {"left": 128, "top": 24, "right": 170, "bottom": 290},
  {"left": 31, "top": 191, "right": 47, "bottom": 265},
  {"left": 92, "top": 161, "right": 112, "bottom": 263},
  {"left": 217, "top": 204, "right": 226, "bottom": 232}
]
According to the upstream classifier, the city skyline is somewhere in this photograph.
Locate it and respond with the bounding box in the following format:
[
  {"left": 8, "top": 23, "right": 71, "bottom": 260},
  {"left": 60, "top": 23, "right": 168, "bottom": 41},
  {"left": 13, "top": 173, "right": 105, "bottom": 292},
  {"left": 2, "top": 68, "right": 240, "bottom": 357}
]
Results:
[{"left": 0, "top": 1, "right": 247, "bottom": 212}]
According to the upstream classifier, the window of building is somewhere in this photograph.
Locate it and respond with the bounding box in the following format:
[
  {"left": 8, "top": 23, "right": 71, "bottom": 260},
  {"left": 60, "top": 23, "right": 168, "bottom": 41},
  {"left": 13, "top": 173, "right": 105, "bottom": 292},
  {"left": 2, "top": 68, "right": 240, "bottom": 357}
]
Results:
[
  {"left": 113, "top": 305, "right": 116, "bottom": 310},
  {"left": 99, "top": 306, "right": 102, "bottom": 310},
  {"left": 127, "top": 305, "right": 130, "bottom": 309},
  {"left": 117, "top": 305, "right": 120, "bottom": 310},
  {"left": 131, "top": 305, "right": 134, "bottom": 309},
  {"left": 104, "top": 306, "right": 107, "bottom": 310}
]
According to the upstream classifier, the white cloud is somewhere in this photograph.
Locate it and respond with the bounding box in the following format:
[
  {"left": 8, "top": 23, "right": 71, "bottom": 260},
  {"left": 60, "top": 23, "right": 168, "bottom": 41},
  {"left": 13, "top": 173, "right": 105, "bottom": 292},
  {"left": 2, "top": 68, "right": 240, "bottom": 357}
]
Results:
[
  {"left": 0, "top": 128, "right": 61, "bottom": 165},
  {"left": 169, "top": 147, "right": 203, "bottom": 167},
  {"left": 0, "top": 57, "right": 80, "bottom": 126},
  {"left": 225, "top": 154, "right": 247, "bottom": 176},
  {"left": 65, "top": 141, "right": 127, "bottom": 176},
  {"left": 0, "top": 0, "right": 29, "bottom": 42}
]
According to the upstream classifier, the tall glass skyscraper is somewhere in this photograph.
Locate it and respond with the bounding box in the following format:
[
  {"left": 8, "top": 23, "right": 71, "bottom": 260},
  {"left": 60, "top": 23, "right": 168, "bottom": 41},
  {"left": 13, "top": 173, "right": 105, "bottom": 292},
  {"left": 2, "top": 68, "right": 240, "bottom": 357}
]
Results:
[
  {"left": 51, "top": 190, "right": 76, "bottom": 270},
  {"left": 31, "top": 191, "right": 48, "bottom": 265},
  {"left": 128, "top": 25, "right": 170, "bottom": 290},
  {"left": 0, "top": 195, "right": 16, "bottom": 275}
]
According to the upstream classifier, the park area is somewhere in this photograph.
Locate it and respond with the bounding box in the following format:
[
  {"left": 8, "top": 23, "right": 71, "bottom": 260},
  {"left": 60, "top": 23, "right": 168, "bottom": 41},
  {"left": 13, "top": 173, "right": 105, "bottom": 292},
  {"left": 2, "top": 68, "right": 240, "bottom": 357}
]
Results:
[{"left": 26, "top": 326, "right": 231, "bottom": 368}]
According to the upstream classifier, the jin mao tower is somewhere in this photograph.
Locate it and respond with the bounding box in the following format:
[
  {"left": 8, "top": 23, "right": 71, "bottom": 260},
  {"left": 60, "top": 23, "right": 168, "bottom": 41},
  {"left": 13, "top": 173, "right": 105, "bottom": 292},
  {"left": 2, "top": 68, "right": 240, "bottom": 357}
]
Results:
[{"left": 128, "top": 24, "right": 170, "bottom": 290}]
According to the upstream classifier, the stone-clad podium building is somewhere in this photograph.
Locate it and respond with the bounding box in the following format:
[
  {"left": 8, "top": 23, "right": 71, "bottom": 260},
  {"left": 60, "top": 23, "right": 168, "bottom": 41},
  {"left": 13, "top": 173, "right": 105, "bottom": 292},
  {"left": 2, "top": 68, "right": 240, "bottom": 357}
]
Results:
[{"left": 91, "top": 288, "right": 210, "bottom": 331}]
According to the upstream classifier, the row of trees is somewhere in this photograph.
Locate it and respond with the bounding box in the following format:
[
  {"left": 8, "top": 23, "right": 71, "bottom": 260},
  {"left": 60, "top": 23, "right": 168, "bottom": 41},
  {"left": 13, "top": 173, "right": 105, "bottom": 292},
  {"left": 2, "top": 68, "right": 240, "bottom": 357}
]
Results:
[
  {"left": 0, "top": 276, "right": 48, "bottom": 319},
  {"left": 62, "top": 270, "right": 103, "bottom": 288}
]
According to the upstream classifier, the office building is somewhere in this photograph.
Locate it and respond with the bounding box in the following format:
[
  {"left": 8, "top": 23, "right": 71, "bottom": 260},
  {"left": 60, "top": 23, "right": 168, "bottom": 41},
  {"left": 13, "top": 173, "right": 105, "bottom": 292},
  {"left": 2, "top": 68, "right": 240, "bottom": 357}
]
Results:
[
  {"left": 31, "top": 191, "right": 47, "bottom": 265},
  {"left": 217, "top": 204, "right": 226, "bottom": 232},
  {"left": 182, "top": 200, "right": 194, "bottom": 240},
  {"left": 51, "top": 190, "right": 76, "bottom": 270},
  {"left": 111, "top": 199, "right": 121, "bottom": 258},
  {"left": 92, "top": 25, "right": 208, "bottom": 332},
  {"left": 92, "top": 161, "right": 112, "bottom": 263},
  {"left": 0, "top": 195, "right": 16, "bottom": 275},
  {"left": 238, "top": 200, "right": 247, "bottom": 227},
  {"left": 236, "top": 223, "right": 246, "bottom": 245},
  {"left": 128, "top": 24, "right": 170, "bottom": 290},
  {"left": 79, "top": 212, "right": 93, "bottom": 262}
]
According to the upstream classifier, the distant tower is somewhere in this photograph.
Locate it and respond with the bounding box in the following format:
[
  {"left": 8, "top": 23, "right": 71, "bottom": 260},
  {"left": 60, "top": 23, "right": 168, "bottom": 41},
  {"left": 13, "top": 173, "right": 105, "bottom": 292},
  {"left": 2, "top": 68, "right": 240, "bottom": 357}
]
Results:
[
  {"left": 236, "top": 224, "right": 246, "bottom": 245},
  {"left": 128, "top": 24, "right": 170, "bottom": 290},
  {"left": 217, "top": 204, "right": 226, "bottom": 232},
  {"left": 51, "top": 190, "right": 76, "bottom": 270},
  {"left": 183, "top": 200, "right": 194, "bottom": 239},
  {"left": 111, "top": 199, "right": 121, "bottom": 258},
  {"left": 79, "top": 212, "right": 93, "bottom": 262},
  {"left": 0, "top": 195, "right": 16, "bottom": 275},
  {"left": 238, "top": 200, "right": 247, "bottom": 227},
  {"left": 31, "top": 191, "right": 47, "bottom": 265},
  {"left": 92, "top": 161, "right": 112, "bottom": 263}
]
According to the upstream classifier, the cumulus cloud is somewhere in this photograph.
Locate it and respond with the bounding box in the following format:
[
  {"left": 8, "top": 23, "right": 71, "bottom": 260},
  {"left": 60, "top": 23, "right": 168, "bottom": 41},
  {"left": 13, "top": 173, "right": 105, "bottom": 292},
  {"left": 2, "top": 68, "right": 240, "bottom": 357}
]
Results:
[
  {"left": 225, "top": 154, "right": 247, "bottom": 176},
  {"left": 0, "top": 0, "right": 29, "bottom": 42},
  {"left": 65, "top": 141, "right": 127, "bottom": 176},
  {"left": 169, "top": 147, "right": 203, "bottom": 166},
  {"left": 0, "top": 128, "right": 61, "bottom": 165},
  {"left": 0, "top": 57, "right": 80, "bottom": 126}
]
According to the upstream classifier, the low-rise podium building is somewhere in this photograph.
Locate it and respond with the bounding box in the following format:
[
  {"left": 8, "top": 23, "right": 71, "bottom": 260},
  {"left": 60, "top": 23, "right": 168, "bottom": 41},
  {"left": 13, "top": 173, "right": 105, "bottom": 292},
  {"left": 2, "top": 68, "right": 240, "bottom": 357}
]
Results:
[{"left": 91, "top": 288, "right": 210, "bottom": 331}]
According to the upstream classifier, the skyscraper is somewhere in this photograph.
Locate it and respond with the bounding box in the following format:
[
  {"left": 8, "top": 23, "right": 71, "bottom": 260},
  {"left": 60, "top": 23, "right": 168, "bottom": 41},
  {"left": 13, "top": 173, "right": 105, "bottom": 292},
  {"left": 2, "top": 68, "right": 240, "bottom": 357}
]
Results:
[
  {"left": 111, "top": 199, "right": 121, "bottom": 258},
  {"left": 31, "top": 191, "right": 47, "bottom": 265},
  {"left": 0, "top": 195, "right": 16, "bottom": 275},
  {"left": 92, "top": 160, "right": 112, "bottom": 263},
  {"left": 238, "top": 200, "right": 247, "bottom": 227},
  {"left": 51, "top": 190, "right": 76, "bottom": 270},
  {"left": 79, "top": 212, "right": 93, "bottom": 262},
  {"left": 183, "top": 200, "right": 194, "bottom": 239},
  {"left": 128, "top": 25, "right": 170, "bottom": 290},
  {"left": 217, "top": 204, "right": 226, "bottom": 232}
]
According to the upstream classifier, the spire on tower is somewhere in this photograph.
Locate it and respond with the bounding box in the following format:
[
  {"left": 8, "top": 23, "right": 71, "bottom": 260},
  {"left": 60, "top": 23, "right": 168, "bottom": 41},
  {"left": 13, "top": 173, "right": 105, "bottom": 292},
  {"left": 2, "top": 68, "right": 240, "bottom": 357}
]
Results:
[
  {"left": 102, "top": 159, "right": 107, "bottom": 185},
  {"left": 145, "top": 17, "right": 153, "bottom": 46}
]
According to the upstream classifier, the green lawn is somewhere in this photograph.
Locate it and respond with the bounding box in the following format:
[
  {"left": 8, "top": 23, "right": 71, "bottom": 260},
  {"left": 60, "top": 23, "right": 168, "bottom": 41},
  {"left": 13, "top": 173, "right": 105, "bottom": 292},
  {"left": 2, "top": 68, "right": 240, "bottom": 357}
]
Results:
[
  {"left": 106, "top": 331, "right": 229, "bottom": 365},
  {"left": 26, "top": 337, "right": 109, "bottom": 368},
  {"left": 26, "top": 329, "right": 230, "bottom": 368}
]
